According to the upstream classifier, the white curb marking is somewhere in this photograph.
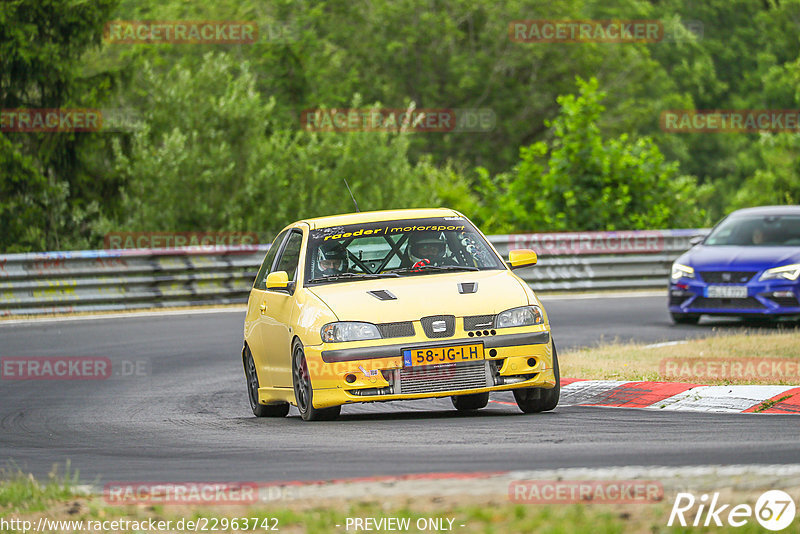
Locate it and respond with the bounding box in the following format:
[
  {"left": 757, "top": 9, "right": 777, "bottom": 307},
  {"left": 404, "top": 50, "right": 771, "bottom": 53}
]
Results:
[{"left": 656, "top": 385, "right": 796, "bottom": 413}]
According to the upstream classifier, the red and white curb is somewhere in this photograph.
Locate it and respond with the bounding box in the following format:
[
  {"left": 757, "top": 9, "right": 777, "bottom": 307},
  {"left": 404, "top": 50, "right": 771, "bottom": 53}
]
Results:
[{"left": 547, "top": 379, "right": 799, "bottom": 413}]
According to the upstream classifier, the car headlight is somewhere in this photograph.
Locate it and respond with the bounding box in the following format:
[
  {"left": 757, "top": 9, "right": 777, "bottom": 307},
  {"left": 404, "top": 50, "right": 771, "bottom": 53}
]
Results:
[
  {"left": 321, "top": 322, "right": 381, "bottom": 343},
  {"left": 759, "top": 264, "right": 800, "bottom": 281},
  {"left": 671, "top": 263, "right": 695, "bottom": 280},
  {"left": 494, "top": 306, "right": 543, "bottom": 328}
]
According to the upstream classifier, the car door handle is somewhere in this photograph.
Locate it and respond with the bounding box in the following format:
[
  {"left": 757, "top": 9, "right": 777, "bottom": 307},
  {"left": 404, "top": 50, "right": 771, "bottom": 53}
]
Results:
[{"left": 259, "top": 303, "right": 267, "bottom": 314}]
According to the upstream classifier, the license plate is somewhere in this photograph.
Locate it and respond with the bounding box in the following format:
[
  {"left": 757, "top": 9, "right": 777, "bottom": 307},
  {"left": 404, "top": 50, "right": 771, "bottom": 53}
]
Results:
[
  {"left": 707, "top": 285, "right": 748, "bottom": 298},
  {"left": 403, "top": 344, "right": 484, "bottom": 367}
]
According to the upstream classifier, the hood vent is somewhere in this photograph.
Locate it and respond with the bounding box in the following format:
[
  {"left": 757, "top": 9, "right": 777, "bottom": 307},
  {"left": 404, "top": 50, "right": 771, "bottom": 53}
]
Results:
[
  {"left": 368, "top": 289, "right": 397, "bottom": 301},
  {"left": 458, "top": 282, "right": 478, "bottom": 294}
]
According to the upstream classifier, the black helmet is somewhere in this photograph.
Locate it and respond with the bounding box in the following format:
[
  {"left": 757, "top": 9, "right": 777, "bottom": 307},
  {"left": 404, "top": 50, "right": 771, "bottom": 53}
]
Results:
[
  {"left": 408, "top": 231, "right": 446, "bottom": 261},
  {"left": 318, "top": 242, "right": 348, "bottom": 275}
]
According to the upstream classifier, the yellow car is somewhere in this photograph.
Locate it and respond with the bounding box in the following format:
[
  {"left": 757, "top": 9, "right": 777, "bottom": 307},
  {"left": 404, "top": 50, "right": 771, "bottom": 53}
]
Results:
[{"left": 242, "top": 208, "right": 559, "bottom": 421}]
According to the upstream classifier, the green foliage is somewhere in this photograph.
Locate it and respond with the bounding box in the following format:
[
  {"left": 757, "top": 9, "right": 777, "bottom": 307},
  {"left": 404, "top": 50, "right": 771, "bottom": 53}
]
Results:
[
  {"left": 725, "top": 52, "right": 800, "bottom": 209},
  {"left": 4, "top": 0, "right": 800, "bottom": 251},
  {"left": 646, "top": 0, "right": 800, "bottom": 217},
  {"left": 0, "top": 0, "right": 116, "bottom": 108},
  {"left": 0, "top": 0, "right": 118, "bottom": 251},
  {"left": 0, "top": 463, "right": 78, "bottom": 513},
  {"left": 229, "top": 125, "right": 455, "bottom": 237},
  {"left": 730, "top": 133, "right": 800, "bottom": 209},
  {"left": 0, "top": 134, "right": 58, "bottom": 252},
  {"left": 467, "top": 78, "right": 706, "bottom": 233},
  {"left": 109, "top": 53, "right": 268, "bottom": 232},
  {"left": 108, "top": 54, "right": 451, "bottom": 238}
]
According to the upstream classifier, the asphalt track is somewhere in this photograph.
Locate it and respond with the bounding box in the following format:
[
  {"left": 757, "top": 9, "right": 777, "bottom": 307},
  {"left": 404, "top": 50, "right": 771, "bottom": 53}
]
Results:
[{"left": 1, "top": 294, "right": 798, "bottom": 484}]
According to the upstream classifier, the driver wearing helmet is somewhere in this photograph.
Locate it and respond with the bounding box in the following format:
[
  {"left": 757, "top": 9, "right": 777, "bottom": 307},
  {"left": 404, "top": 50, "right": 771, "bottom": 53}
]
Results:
[
  {"left": 404, "top": 231, "right": 455, "bottom": 267},
  {"left": 317, "top": 242, "right": 349, "bottom": 277}
]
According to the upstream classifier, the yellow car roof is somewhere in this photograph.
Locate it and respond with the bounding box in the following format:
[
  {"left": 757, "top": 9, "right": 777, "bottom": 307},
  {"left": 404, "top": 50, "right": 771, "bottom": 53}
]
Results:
[{"left": 300, "top": 208, "right": 462, "bottom": 230}]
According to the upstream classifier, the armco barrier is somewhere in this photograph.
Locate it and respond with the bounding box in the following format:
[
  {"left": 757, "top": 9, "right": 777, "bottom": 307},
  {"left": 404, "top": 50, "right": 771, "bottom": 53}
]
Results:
[
  {"left": 0, "top": 247, "right": 267, "bottom": 316},
  {"left": 0, "top": 229, "right": 708, "bottom": 316}
]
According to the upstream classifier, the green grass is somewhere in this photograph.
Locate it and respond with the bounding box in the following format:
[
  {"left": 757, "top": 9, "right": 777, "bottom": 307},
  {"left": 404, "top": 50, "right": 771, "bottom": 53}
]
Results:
[
  {"left": 0, "top": 463, "right": 78, "bottom": 514},
  {"left": 2, "top": 468, "right": 795, "bottom": 533},
  {"left": 753, "top": 394, "right": 793, "bottom": 412},
  {"left": 560, "top": 329, "right": 800, "bottom": 385}
]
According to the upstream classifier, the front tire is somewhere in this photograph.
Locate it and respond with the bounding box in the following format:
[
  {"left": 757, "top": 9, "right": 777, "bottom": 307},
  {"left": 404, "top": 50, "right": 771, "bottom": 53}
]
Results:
[
  {"left": 451, "top": 392, "right": 490, "bottom": 411},
  {"left": 292, "top": 341, "right": 341, "bottom": 421},
  {"left": 671, "top": 312, "right": 700, "bottom": 325},
  {"left": 513, "top": 342, "right": 560, "bottom": 413},
  {"left": 243, "top": 345, "right": 289, "bottom": 418}
]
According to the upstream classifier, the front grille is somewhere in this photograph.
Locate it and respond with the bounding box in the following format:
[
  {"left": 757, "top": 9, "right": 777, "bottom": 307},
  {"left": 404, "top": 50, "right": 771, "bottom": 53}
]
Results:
[
  {"left": 699, "top": 271, "right": 756, "bottom": 284},
  {"left": 689, "top": 297, "right": 765, "bottom": 310},
  {"left": 669, "top": 295, "right": 691, "bottom": 306},
  {"left": 377, "top": 321, "right": 415, "bottom": 338},
  {"left": 669, "top": 290, "right": 692, "bottom": 307},
  {"left": 397, "top": 361, "right": 489, "bottom": 395},
  {"left": 420, "top": 315, "right": 455, "bottom": 338},
  {"left": 768, "top": 296, "right": 800, "bottom": 308},
  {"left": 463, "top": 314, "right": 495, "bottom": 331}
]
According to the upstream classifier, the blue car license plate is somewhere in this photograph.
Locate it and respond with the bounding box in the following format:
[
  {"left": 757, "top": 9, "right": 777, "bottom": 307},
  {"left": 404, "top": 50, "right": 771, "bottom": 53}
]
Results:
[{"left": 707, "top": 285, "right": 747, "bottom": 298}]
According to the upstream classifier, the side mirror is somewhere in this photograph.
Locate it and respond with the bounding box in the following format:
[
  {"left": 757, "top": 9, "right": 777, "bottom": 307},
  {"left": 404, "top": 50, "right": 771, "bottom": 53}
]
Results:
[
  {"left": 689, "top": 235, "right": 705, "bottom": 246},
  {"left": 507, "top": 249, "right": 538, "bottom": 270},
  {"left": 266, "top": 271, "right": 289, "bottom": 290}
]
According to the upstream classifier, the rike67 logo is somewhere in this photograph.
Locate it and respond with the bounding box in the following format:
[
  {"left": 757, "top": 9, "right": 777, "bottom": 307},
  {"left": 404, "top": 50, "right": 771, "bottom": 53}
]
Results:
[{"left": 668, "top": 490, "right": 796, "bottom": 531}]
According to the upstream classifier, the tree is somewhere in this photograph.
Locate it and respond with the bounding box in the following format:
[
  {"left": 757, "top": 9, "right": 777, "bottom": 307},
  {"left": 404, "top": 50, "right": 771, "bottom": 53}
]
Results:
[
  {"left": 0, "top": 0, "right": 118, "bottom": 251},
  {"left": 109, "top": 53, "right": 458, "bottom": 239},
  {"left": 466, "top": 77, "right": 706, "bottom": 233},
  {"left": 730, "top": 133, "right": 800, "bottom": 209},
  {"left": 0, "top": 134, "right": 65, "bottom": 252}
]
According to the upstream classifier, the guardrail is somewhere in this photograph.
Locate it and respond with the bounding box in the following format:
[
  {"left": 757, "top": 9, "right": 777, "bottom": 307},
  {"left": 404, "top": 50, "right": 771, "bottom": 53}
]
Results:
[
  {"left": 0, "top": 229, "right": 708, "bottom": 316},
  {"left": 491, "top": 228, "right": 708, "bottom": 292}
]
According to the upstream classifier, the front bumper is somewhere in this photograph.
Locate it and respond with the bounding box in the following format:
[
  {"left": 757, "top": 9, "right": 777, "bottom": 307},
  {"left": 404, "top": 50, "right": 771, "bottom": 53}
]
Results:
[
  {"left": 304, "top": 329, "right": 555, "bottom": 409},
  {"left": 668, "top": 278, "right": 800, "bottom": 316}
]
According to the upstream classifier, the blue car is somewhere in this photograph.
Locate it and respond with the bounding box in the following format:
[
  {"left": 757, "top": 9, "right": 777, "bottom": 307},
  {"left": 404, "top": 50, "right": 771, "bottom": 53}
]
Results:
[{"left": 669, "top": 206, "right": 800, "bottom": 324}]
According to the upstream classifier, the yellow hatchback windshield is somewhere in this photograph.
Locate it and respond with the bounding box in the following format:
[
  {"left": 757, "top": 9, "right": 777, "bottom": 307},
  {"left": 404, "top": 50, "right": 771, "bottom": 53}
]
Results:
[{"left": 305, "top": 217, "right": 505, "bottom": 284}]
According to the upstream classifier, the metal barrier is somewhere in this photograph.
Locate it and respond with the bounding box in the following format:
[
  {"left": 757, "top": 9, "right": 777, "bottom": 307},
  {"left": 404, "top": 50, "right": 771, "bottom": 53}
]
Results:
[
  {"left": 491, "top": 229, "right": 708, "bottom": 292},
  {"left": 0, "top": 229, "right": 708, "bottom": 316}
]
